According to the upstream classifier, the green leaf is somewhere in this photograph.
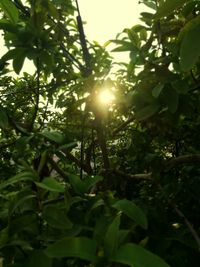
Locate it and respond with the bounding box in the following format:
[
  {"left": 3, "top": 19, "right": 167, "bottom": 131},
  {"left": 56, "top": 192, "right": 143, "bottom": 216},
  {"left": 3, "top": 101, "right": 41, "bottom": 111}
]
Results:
[
  {"left": 58, "top": 141, "right": 77, "bottom": 151},
  {"left": 45, "top": 237, "right": 97, "bottom": 262},
  {"left": 0, "top": 20, "right": 19, "bottom": 32},
  {"left": 68, "top": 174, "right": 103, "bottom": 194},
  {"left": 112, "top": 199, "right": 148, "bottom": 229},
  {"left": 13, "top": 48, "right": 27, "bottom": 74},
  {"left": 15, "top": 136, "right": 33, "bottom": 150},
  {"left": 41, "top": 130, "right": 66, "bottom": 145},
  {"left": 0, "top": 106, "right": 8, "bottom": 129},
  {"left": 152, "top": 84, "right": 164, "bottom": 98},
  {"left": 156, "top": 0, "right": 189, "bottom": 18},
  {"left": 142, "top": 0, "right": 157, "bottom": 10},
  {"left": 9, "top": 190, "right": 36, "bottom": 215},
  {"left": 0, "top": 171, "right": 37, "bottom": 190},
  {"left": 112, "top": 243, "right": 170, "bottom": 267},
  {"left": 111, "top": 40, "right": 135, "bottom": 52},
  {"left": 163, "top": 87, "right": 179, "bottom": 113},
  {"left": 135, "top": 104, "right": 160, "bottom": 121},
  {"left": 0, "top": 0, "right": 19, "bottom": 23},
  {"left": 0, "top": 49, "right": 17, "bottom": 63},
  {"left": 43, "top": 205, "right": 73, "bottom": 230},
  {"left": 27, "top": 250, "right": 52, "bottom": 267},
  {"left": 35, "top": 177, "right": 65, "bottom": 193},
  {"left": 104, "top": 214, "right": 121, "bottom": 257},
  {"left": 10, "top": 214, "right": 37, "bottom": 235},
  {"left": 180, "top": 18, "right": 200, "bottom": 71}
]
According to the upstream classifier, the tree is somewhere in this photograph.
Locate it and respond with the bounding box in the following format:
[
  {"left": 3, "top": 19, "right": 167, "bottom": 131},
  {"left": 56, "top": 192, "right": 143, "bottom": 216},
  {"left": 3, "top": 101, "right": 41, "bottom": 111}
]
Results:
[{"left": 0, "top": 0, "right": 200, "bottom": 266}]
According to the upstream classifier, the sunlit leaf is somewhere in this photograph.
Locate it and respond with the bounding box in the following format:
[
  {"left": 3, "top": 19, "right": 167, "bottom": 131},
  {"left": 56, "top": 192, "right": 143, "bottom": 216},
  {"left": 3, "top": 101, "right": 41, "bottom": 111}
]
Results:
[
  {"left": 0, "top": 0, "right": 19, "bottom": 23},
  {"left": 40, "top": 130, "right": 66, "bottom": 145},
  {"left": 112, "top": 199, "right": 148, "bottom": 229},
  {"left": 180, "top": 18, "right": 200, "bottom": 71},
  {"left": 135, "top": 104, "right": 160, "bottom": 121},
  {"left": 155, "top": 0, "right": 189, "bottom": 18},
  {"left": 12, "top": 48, "right": 27, "bottom": 74},
  {"left": 112, "top": 243, "right": 170, "bottom": 267},
  {"left": 0, "top": 20, "right": 19, "bottom": 32},
  {"left": 111, "top": 40, "right": 135, "bottom": 52},
  {"left": 45, "top": 237, "right": 97, "bottom": 262}
]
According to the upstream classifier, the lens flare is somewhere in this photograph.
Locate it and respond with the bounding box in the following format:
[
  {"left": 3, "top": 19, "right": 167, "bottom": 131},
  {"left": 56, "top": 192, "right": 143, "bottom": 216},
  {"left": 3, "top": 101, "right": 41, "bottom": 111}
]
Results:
[{"left": 98, "top": 89, "right": 115, "bottom": 105}]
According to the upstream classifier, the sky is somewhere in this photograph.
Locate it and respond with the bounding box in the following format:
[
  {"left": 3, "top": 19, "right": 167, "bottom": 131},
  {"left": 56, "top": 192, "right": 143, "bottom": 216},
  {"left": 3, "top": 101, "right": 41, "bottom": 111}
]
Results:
[
  {"left": 78, "top": 0, "right": 146, "bottom": 44},
  {"left": 0, "top": 0, "right": 147, "bottom": 74}
]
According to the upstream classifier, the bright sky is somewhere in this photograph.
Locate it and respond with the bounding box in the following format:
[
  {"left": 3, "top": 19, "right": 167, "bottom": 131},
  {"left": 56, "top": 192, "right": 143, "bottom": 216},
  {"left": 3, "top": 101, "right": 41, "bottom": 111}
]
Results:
[
  {"left": 78, "top": 0, "right": 145, "bottom": 44},
  {"left": 0, "top": 0, "right": 147, "bottom": 74}
]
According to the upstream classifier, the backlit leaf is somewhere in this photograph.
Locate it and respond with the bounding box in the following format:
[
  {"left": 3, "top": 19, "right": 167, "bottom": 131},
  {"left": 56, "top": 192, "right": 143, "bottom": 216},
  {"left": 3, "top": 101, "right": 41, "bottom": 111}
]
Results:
[
  {"left": 13, "top": 48, "right": 27, "bottom": 74},
  {"left": 41, "top": 130, "right": 66, "bottom": 145},
  {"left": 0, "top": 0, "right": 19, "bottom": 23},
  {"left": 135, "top": 104, "right": 160, "bottom": 121},
  {"left": 0, "top": 20, "right": 19, "bottom": 32},
  {"left": 152, "top": 84, "right": 164, "bottom": 98},
  {"left": 180, "top": 17, "right": 200, "bottom": 70},
  {"left": 156, "top": 0, "right": 189, "bottom": 18}
]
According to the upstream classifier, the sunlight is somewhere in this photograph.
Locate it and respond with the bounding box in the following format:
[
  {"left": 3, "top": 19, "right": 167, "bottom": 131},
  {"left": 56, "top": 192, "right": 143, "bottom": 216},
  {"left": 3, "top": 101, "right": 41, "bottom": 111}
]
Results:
[{"left": 98, "top": 89, "right": 115, "bottom": 105}]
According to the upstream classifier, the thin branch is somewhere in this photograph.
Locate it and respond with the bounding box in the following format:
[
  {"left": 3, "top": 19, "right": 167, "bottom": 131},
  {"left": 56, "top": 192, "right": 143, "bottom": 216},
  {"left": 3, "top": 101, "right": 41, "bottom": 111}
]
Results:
[
  {"left": 173, "top": 204, "right": 200, "bottom": 249},
  {"left": 112, "top": 115, "right": 135, "bottom": 136},
  {"left": 157, "top": 182, "right": 200, "bottom": 250},
  {"left": 29, "top": 60, "right": 40, "bottom": 131},
  {"left": 0, "top": 140, "right": 16, "bottom": 149},
  {"left": 110, "top": 169, "right": 152, "bottom": 180},
  {"left": 42, "top": 196, "right": 65, "bottom": 206},
  {"left": 47, "top": 157, "right": 69, "bottom": 180},
  {"left": 62, "top": 150, "right": 92, "bottom": 174},
  {"left": 94, "top": 114, "right": 110, "bottom": 170},
  {"left": 165, "top": 154, "right": 200, "bottom": 171}
]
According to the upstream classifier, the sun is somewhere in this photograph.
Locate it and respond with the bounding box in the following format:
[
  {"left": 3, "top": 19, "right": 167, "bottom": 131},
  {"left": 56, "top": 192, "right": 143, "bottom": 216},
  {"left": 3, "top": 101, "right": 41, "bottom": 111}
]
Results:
[{"left": 98, "top": 89, "right": 115, "bottom": 105}]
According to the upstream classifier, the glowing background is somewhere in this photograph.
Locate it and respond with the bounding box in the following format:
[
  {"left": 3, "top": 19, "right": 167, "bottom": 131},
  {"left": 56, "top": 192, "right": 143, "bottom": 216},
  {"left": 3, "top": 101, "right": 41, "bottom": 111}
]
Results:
[{"left": 0, "top": 0, "right": 147, "bottom": 74}]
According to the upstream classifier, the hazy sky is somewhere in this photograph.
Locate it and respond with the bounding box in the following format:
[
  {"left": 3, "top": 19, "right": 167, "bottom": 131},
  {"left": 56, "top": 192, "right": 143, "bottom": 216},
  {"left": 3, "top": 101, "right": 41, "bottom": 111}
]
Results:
[
  {"left": 0, "top": 0, "right": 147, "bottom": 74},
  {"left": 78, "top": 0, "right": 146, "bottom": 44}
]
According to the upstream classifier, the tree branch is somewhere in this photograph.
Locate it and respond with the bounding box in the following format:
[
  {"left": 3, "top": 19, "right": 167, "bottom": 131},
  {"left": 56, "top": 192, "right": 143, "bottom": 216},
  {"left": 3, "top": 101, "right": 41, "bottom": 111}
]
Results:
[
  {"left": 112, "top": 115, "right": 135, "bottom": 136},
  {"left": 47, "top": 157, "right": 69, "bottom": 181},
  {"left": 173, "top": 204, "right": 200, "bottom": 249},
  {"left": 165, "top": 154, "right": 200, "bottom": 171},
  {"left": 110, "top": 169, "right": 151, "bottom": 180}
]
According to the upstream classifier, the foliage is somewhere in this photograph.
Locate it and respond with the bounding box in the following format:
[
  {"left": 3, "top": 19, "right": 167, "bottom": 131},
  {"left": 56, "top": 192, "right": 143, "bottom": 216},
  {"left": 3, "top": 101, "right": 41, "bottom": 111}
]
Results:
[{"left": 0, "top": 0, "right": 200, "bottom": 266}]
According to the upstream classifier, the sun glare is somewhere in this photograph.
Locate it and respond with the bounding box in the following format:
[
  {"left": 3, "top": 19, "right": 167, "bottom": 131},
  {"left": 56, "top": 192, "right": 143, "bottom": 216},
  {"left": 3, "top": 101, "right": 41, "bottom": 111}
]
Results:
[{"left": 98, "top": 89, "right": 115, "bottom": 105}]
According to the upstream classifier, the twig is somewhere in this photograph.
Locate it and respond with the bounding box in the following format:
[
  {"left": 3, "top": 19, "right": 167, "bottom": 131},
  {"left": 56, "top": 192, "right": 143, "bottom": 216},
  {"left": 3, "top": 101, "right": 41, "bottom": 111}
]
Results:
[
  {"left": 165, "top": 154, "right": 200, "bottom": 171},
  {"left": 112, "top": 115, "right": 135, "bottom": 136},
  {"left": 47, "top": 157, "right": 69, "bottom": 180},
  {"left": 173, "top": 204, "right": 200, "bottom": 249}
]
